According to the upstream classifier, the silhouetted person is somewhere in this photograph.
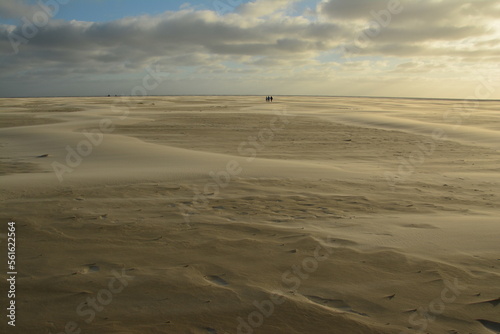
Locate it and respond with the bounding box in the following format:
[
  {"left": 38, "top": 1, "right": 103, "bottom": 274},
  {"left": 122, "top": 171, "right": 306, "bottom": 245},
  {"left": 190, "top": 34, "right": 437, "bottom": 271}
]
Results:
[{"left": 270, "top": 96, "right": 273, "bottom": 102}]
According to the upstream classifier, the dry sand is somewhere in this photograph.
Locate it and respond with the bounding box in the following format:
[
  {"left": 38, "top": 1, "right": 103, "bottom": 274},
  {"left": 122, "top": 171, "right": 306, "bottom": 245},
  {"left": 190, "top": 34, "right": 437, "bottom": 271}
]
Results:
[{"left": 1, "top": 96, "right": 499, "bottom": 334}]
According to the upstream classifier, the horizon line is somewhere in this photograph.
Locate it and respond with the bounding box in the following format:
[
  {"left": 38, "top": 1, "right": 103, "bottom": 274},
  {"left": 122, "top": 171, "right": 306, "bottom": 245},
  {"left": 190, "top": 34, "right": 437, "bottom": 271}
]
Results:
[{"left": 1, "top": 94, "right": 500, "bottom": 102}]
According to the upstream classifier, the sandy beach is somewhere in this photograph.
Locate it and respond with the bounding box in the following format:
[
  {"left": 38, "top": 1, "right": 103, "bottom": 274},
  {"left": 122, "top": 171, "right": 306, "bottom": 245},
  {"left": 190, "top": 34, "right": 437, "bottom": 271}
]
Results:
[{"left": 1, "top": 96, "right": 499, "bottom": 334}]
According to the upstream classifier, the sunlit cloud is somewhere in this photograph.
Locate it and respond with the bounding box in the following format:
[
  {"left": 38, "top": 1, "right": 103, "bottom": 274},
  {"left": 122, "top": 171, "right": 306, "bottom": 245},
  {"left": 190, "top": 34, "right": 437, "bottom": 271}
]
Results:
[{"left": 0, "top": 0, "right": 498, "bottom": 98}]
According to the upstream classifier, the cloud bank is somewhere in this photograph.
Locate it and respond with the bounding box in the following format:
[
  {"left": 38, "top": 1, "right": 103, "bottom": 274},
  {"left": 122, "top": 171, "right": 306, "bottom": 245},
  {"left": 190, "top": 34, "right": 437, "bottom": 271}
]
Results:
[{"left": 0, "top": 0, "right": 499, "bottom": 97}]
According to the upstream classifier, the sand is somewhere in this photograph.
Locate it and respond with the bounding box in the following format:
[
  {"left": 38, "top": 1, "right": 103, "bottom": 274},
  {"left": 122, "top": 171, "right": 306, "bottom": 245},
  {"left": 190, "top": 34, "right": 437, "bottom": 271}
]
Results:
[{"left": 1, "top": 96, "right": 499, "bottom": 334}]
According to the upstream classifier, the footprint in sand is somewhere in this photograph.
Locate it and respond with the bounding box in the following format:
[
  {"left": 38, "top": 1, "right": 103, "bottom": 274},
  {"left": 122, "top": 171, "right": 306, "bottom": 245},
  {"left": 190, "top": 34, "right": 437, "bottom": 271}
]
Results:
[
  {"left": 73, "top": 264, "right": 100, "bottom": 275},
  {"left": 384, "top": 294, "right": 396, "bottom": 300},
  {"left": 472, "top": 297, "right": 500, "bottom": 307},
  {"left": 204, "top": 275, "right": 229, "bottom": 286},
  {"left": 305, "top": 295, "right": 368, "bottom": 316},
  {"left": 402, "top": 223, "right": 438, "bottom": 229},
  {"left": 477, "top": 319, "right": 500, "bottom": 333}
]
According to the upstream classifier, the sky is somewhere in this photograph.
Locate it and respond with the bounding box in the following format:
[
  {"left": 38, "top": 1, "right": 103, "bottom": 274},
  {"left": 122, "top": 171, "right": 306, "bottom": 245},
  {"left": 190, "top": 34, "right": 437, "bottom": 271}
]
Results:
[{"left": 0, "top": 0, "right": 499, "bottom": 98}]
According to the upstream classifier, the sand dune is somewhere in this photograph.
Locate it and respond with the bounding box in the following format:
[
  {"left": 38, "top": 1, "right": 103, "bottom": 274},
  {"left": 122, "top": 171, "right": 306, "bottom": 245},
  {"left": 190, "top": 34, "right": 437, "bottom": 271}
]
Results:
[{"left": 1, "top": 96, "right": 499, "bottom": 334}]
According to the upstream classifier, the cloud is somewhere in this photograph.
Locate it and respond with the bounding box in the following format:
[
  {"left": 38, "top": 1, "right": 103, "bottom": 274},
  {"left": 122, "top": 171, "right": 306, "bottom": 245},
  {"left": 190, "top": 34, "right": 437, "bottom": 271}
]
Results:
[
  {"left": 0, "top": 0, "right": 38, "bottom": 19},
  {"left": 237, "top": 0, "right": 300, "bottom": 17},
  {"left": 0, "top": 7, "right": 340, "bottom": 76},
  {"left": 328, "top": 0, "right": 500, "bottom": 61},
  {"left": 319, "top": 0, "right": 390, "bottom": 20},
  {"left": 0, "top": 0, "right": 499, "bottom": 98},
  {"left": 319, "top": 0, "right": 500, "bottom": 22}
]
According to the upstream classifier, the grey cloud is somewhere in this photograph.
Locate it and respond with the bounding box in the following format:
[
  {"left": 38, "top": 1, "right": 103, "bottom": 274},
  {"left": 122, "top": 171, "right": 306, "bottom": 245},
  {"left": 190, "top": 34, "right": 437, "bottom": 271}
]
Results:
[
  {"left": 301, "top": 22, "right": 344, "bottom": 39},
  {"left": 393, "top": 61, "right": 449, "bottom": 73},
  {"left": 369, "top": 25, "right": 489, "bottom": 44},
  {"left": 320, "top": 0, "right": 391, "bottom": 20},
  {"left": 331, "top": 0, "right": 500, "bottom": 59},
  {"left": 320, "top": 0, "right": 499, "bottom": 22},
  {"left": 355, "top": 42, "right": 500, "bottom": 60},
  {"left": 321, "top": 0, "right": 499, "bottom": 41},
  {"left": 0, "top": 0, "right": 499, "bottom": 93},
  {"left": 0, "top": 7, "right": 344, "bottom": 77},
  {"left": 251, "top": 55, "right": 316, "bottom": 67},
  {"left": 0, "top": 0, "right": 39, "bottom": 19}
]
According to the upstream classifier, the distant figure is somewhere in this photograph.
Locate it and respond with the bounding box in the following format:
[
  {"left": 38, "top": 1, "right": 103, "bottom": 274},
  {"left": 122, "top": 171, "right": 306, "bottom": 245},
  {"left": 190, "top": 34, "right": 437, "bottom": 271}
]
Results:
[{"left": 270, "top": 96, "right": 273, "bottom": 102}]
